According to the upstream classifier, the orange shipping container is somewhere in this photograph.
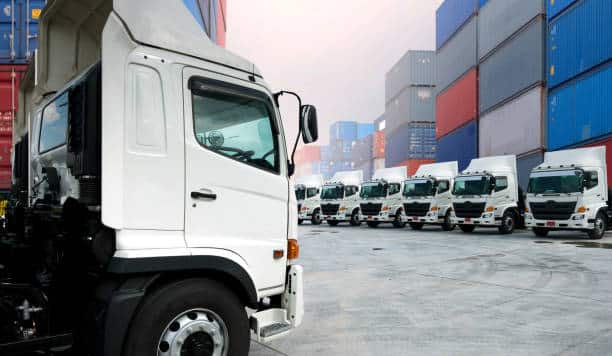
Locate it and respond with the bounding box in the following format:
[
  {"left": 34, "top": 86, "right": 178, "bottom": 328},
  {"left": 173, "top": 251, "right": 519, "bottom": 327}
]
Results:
[
  {"left": 435, "top": 68, "right": 478, "bottom": 139},
  {"left": 373, "top": 131, "right": 385, "bottom": 159},
  {"left": 394, "top": 159, "right": 435, "bottom": 177}
]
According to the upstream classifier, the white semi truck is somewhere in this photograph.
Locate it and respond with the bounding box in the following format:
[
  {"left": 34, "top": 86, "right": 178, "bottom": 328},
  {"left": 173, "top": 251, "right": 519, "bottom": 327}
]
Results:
[
  {"left": 359, "top": 167, "right": 407, "bottom": 228},
  {"left": 451, "top": 155, "right": 524, "bottom": 234},
  {"left": 295, "top": 174, "right": 324, "bottom": 225},
  {"left": 320, "top": 170, "right": 363, "bottom": 226},
  {"left": 0, "top": 1, "right": 317, "bottom": 355},
  {"left": 525, "top": 146, "right": 611, "bottom": 239},
  {"left": 402, "top": 161, "right": 458, "bottom": 231}
]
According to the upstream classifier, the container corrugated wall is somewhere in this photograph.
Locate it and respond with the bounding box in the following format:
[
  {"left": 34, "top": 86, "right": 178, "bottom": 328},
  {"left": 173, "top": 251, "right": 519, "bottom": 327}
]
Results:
[
  {"left": 385, "top": 50, "right": 436, "bottom": 103},
  {"left": 436, "top": 69, "right": 477, "bottom": 139},
  {"left": 547, "top": 61, "right": 612, "bottom": 150},
  {"left": 436, "top": 0, "right": 478, "bottom": 49},
  {"left": 0, "top": 0, "right": 45, "bottom": 64},
  {"left": 517, "top": 150, "right": 545, "bottom": 189},
  {"left": 478, "top": 0, "right": 545, "bottom": 59},
  {"left": 479, "top": 17, "right": 545, "bottom": 113},
  {"left": 330, "top": 121, "right": 358, "bottom": 141},
  {"left": 386, "top": 122, "right": 436, "bottom": 167},
  {"left": 436, "top": 120, "right": 477, "bottom": 171},
  {"left": 436, "top": 16, "right": 477, "bottom": 92},
  {"left": 547, "top": 0, "right": 578, "bottom": 20},
  {"left": 548, "top": 0, "right": 612, "bottom": 88},
  {"left": 357, "top": 123, "right": 375, "bottom": 140},
  {"left": 352, "top": 135, "right": 374, "bottom": 165},
  {"left": 479, "top": 86, "right": 545, "bottom": 156},
  {"left": 384, "top": 86, "right": 435, "bottom": 134},
  {"left": 580, "top": 137, "right": 612, "bottom": 186},
  {"left": 373, "top": 131, "right": 385, "bottom": 159}
]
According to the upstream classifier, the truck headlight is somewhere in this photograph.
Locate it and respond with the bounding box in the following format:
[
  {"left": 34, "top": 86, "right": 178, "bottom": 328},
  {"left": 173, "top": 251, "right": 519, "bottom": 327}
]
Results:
[
  {"left": 572, "top": 214, "right": 585, "bottom": 220},
  {"left": 482, "top": 213, "right": 493, "bottom": 219},
  {"left": 339, "top": 207, "right": 347, "bottom": 212},
  {"left": 382, "top": 206, "right": 390, "bottom": 211}
]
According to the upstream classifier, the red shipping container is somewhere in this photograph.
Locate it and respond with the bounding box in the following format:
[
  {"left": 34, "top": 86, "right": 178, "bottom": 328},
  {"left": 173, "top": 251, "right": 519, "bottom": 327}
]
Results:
[
  {"left": 0, "top": 167, "right": 10, "bottom": 190},
  {"left": 435, "top": 68, "right": 478, "bottom": 139},
  {"left": 394, "top": 159, "right": 435, "bottom": 177},
  {"left": 216, "top": 0, "right": 227, "bottom": 48},
  {"left": 581, "top": 137, "right": 612, "bottom": 187},
  {"left": 295, "top": 145, "right": 321, "bottom": 165},
  {"left": 373, "top": 131, "right": 385, "bottom": 159},
  {"left": 0, "top": 65, "right": 27, "bottom": 137},
  {"left": 0, "top": 136, "right": 11, "bottom": 168}
]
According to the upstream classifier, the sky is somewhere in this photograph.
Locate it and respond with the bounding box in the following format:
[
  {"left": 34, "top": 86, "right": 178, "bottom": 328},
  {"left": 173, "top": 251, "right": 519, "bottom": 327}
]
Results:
[{"left": 226, "top": 0, "right": 443, "bottom": 148}]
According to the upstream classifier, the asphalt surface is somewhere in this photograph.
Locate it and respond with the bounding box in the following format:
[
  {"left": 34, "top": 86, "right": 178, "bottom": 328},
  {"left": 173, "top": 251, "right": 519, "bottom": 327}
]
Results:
[{"left": 250, "top": 223, "right": 612, "bottom": 356}]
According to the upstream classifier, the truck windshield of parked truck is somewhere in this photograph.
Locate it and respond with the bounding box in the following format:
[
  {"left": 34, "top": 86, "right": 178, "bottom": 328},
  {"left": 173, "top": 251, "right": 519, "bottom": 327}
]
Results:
[
  {"left": 360, "top": 182, "right": 387, "bottom": 199},
  {"left": 321, "top": 185, "right": 344, "bottom": 200},
  {"left": 527, "top": 170, "right": 583, "bottom": 195},
  {"left": 403, "top": 179, "right": 434, "bottom": 197},
  {"left": 295, "top": 185, "right": 306, "bottom": 200},
  {"left": 452, "top": 176, "right": 492, "bottom": 196},
  {"left": 306, "top": 187, "right": 319, "bottom": 198}
]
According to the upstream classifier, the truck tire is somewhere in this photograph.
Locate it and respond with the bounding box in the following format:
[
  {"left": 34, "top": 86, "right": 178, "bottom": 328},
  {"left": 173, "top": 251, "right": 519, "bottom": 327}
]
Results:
[
  {"left": 123, "top": 278, "right": 249, "bottom": 356},
  {"left": 441, "top": 211, "right": 456, "bottom": 231},
  {"left": 392, "top": 211, "right": 405, "bottom": 228},
  {"left": 350, "top": 210, "right": 361, "bottom": 226},
  {"left": 298, "top": 219, "right": 303, "bottom": 225},
  {"left": 327, "top": 220, "right": 339, "bottom": 226},
  {"left": 498, "top": 210, "right": 516, "bottom": 235},
  {"left": 311, "top": 209, "right": 322, "bottom": 225},
  {"left": 532, "top": 227, "right": 549, "bottom": 237},
  {"left": 409, "top": 222, "right": 424, "bottom": 230},
  {"left": 459, "top": 224, "right": 475, "bottom": 233},
  {"left": 588, "top": 212, "right": 607, "bottom": 240},
  {"left": 366, "top": 221, "right": 380, "bottom": 228}
]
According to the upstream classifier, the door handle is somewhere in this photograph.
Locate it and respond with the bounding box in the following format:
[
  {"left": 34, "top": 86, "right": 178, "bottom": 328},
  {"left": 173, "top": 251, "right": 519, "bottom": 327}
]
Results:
[{"left": 191, "top": 191, "right": 217, "bottom": 200}]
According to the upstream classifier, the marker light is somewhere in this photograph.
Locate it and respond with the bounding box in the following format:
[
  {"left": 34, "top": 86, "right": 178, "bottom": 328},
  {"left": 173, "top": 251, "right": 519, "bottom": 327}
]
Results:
[
  {"left": 287, "top": 239, "right": 300, "bottom": 260},
  {"left": 486, "top": 206, "right": 495, "bottom": 212},
  {"left": 577, "top": 206, "right": 587, "bottom": 213},
  {"left": 430, "top": 206, "right": 439, "bottom": 211}
]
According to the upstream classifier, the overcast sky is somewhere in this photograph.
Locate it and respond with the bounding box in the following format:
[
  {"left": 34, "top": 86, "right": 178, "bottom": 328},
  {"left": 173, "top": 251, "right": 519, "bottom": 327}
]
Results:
[{"left": 226, "top": 0, "right": 443, "bottom": 148}]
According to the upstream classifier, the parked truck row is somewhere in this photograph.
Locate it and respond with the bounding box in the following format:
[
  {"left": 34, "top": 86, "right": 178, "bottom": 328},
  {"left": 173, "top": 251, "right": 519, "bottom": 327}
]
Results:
[{"left": 296, "top": 147, "right": 611, "bottom": 239}]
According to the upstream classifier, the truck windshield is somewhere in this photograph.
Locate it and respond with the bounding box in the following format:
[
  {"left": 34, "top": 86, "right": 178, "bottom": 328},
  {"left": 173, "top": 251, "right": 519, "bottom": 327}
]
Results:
[
  {"left": 295, "top": 186, "right": 306, "bottom": 200},
  {"left": 306, "top": 188, "right": 319, "bottom": 198},
  {"left": 527, "top": 170, "right": 583, "bottom": 194},
  {"left": 453, "top": 176, "right": 491, "bottom": 196},
  {"left": 321, "top": 185, "right": 344, "bottom": 200},
  {"left": 360, "top": 182, "right": 387, "bottom": 199},
  {"left": 403, "top": 179, "right": 434, "bottom": 197}
]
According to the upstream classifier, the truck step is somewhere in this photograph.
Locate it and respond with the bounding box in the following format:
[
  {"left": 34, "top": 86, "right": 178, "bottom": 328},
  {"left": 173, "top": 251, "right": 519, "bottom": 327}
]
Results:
[
  {"left": 260, "top": 322, "right": 292, "bottom": 338},
  {"left": 250, "top": 308, "right": 293, "bottom": 342}
]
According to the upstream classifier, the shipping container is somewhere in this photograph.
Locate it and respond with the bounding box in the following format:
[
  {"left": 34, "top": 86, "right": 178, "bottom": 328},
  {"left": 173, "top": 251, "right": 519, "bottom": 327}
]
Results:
[
  {"left": 436, "top": 16, "right": 477, "bottom": 92},
  {"left": 0, "top": 168, "right": 9, "bottom": 190},
  {"left": 385, "top": 50, "right": 436, "bottom": 103},
  {"left": 330, "top": 121, "right": 358, "bottom": 141},
  {"left": 357, "top": 123, "right": 375, "bottom": 140},
  {"left": 294, "top": 145, "right": 321, "bottom": 165},
  {"left": 373, "top": 131, "right": 385, "bottom": 159},
  {"left": 436, "top": 68, "right": 477, "bottom": 139},
  {"left": 0, "top": 0, "right": 45, "bottom": 63},
  {"left": 395, "top": 159, "right": 436, "bottom": 177},
  {"left": 548, "top": 0, "right": 612, "bottom": 88},
  {"left": 321, "top": 146, "right": 332, "bottom": 162},
  {"left": 436, "top": 120, "right": 478, "bottom": 171},
  {"left": 384, "top": 86, "right": 435, "bottom": 134},
  {"left": 216, "top": 0, "right": 227, "bottom": 47},
  {"left": 386, "top": 122, "right": 436, "bottom": 167},
  {"left": 479, "top": 17, "right": 545, "bottom": 113},
  {"left": 580, "top": 136, "right": 612, "bottom": 186},
  {"left": 517, "top": 150, "right": 545, "bottom": 189},
  {"left": 479, "top": 0, "right": 489, "bottom": 8},
  {"left": 311, "top": 161, "right": 321, "bottom": 175},
  {"left": 373, "top": 157, "right": 385, "bottom": 170},
  {"left": 0, "top": 136, "right": 10, "bottom": 167},
  {"left": 183, "top": 0, "right": 226, "bottom": 46},
  {"left": 0, "top": 65, "right": 26, "bottom": 136},
  {"left": 436, "top": 0, "right": 478, "bottom": 50},
  {"left": 352, "top": 134, "right": 373, "bottom": 165},
  {"left": 374, "top": 115, "right": 385, "bottom": 132},
  {"left": 478, "top": 0, "right": 545, "bottom": 60},
  {"left": 356, "top": 160, "right": 374, "bottom": 181},
  {"left": 479, "top": 86, "right": 545, "bottom": 157},
  {"left": 330, "top": 139, "right": 355, "bottom": 162},
  {"left": 547, "top": 0, "right": 578, "bottom": 21},
  {"left": 548, "top": 61, "right": 612, "bottom": 150}
]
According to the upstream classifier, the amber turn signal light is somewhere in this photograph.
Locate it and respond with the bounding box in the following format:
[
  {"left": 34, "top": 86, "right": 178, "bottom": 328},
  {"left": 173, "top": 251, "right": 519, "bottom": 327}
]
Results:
[
  {"left": 577, "top": 206, "right": 587, "bottom": 213},
  {"left": 288, "top": 239, "right": 300, "bottom": 260},
  {"left": 486, "top": 206, "right": 495, "bottom": 212}
]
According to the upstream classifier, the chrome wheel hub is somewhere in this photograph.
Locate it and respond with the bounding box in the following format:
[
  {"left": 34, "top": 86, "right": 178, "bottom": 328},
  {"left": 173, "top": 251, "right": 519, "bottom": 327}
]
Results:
[{"left": 158, "top": 309, "right": 228, "bottom": 356}]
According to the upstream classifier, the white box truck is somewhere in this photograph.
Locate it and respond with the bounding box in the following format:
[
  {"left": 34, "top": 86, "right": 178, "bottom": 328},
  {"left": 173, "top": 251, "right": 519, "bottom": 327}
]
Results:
[
  {"left": 451, "top": 155, "right": 524, "bottom": 234},
  {"left": 320, "top": 170, "right": 363, "bottom": 226},
  {"left": 0, "top": 0, "right": 318, "bottom": 355},
  {"left": 359, "top": 167, "right": 407, "bottom": 228},
  {"left": 525, "top": 146, "right": 611, "bottom": 239},
  {"left": 295, "top": 174, "right": 324, "bottom": 225},
  {"left": 402, "top": 161, "right": 458, "bottom": 231}
]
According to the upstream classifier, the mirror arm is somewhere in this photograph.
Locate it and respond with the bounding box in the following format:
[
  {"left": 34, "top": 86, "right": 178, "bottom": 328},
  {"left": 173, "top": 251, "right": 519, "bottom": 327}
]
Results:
[{"left": 274, "top": 91, "right": 303, "bottom": 177}]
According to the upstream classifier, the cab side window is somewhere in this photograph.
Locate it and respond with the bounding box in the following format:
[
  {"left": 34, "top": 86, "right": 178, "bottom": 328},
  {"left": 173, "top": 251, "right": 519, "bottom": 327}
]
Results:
[
  {"left": 388, "top": 183, "right": 400, "bottom": 195},
  {"left": 345, "top": 186, "right": 358, "bottom": 197},
  {"left": 39, "top": 92, "right": 69, "bottom": 153},
  {"left": 494, "top": 176, "right": 508, "bottom": 192},
  {"left": 191, "top": 84, "right": 279, "bottom": 173},
  {"left": 437, "top": 180, "right": 450, "bottom": 194},
  {"left": 584, "top": 171, "right": 598, "bottom": 189}
]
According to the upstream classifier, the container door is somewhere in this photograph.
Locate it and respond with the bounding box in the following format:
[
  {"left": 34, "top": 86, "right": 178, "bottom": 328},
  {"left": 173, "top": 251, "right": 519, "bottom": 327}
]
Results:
[
  {"left": 0, "top": 0, "right": 20, "bottom": 61},
  {"left": 25, "top": 0, "right": 44, "bottom": 60},
  {"left": 183, "top": 67, "right": 289, "bottom": 290}
]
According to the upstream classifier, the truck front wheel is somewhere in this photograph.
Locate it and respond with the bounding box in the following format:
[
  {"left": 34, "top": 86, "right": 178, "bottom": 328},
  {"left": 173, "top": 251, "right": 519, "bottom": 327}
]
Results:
[
  {"left": 498, "top": 211, "right": 516, "bottom": 235},
  {"left": 441, "top": 211, "right": 456, "bottom": 231},
  {"left": 123, "top": 278, "right": 250, "bottom": 356},
  {"left": 350, "top": 210, "right": 361, "bottom": 226},
  {"left": 298, "top": 219, "right": 304, "bottom": 225},
  {"left": 392, "top": 211, "right": 405, "bottom": 228},
  {"left": 588, "top": 212, "right": 607, "bottom": 240},
  {"left": 311, "top": 209, "right": 322, "bottom": 225}
]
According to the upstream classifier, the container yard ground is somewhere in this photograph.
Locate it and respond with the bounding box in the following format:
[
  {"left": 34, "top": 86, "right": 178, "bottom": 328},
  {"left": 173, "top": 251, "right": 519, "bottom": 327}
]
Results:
[{"left": 251, "top": 225, "right": 612, "bottom": 356}]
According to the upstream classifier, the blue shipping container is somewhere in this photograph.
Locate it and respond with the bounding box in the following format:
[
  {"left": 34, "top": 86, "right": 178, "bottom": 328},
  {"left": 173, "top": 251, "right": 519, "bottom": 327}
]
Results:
[
  {"left": 548, "top": 0, "right": 612, "bottom": 88},
  {"left": 330, "top": 121, "right": 358, "bottom": 141},
  {"left": 386, "top": 123, "right": 436, "bottom": 167},
  {"left": 436, "top": 0, "right": 477, "bottom": 50},
  {"left": 183, "top": 0, "right": 221, "bottom": 43},
  {"left": 436, "top": 120, "right": 477, "bottom": 171},
  {"left": 353, "top": 134, "right": 373, "bottom": 165},
  {"left": 547, "top": 0, "right": 578, "bottom": 21},
  {"left": 479, "top": 0, "right": 489, "bottom": 8},
  {"left": 0, "top": 0, "right": 45, "bottom": 63},
  {"left": 517, "top": 151, "right": 544, "bottom": 189},
  {"left": 357, "top": 123, "right": 374, "bottom": 140},
  {"left": 547, "top": 61, "right": 612, "bottom": 150},
  {"left": 321, "top": 146, "right": 333, "bottom": 162}
]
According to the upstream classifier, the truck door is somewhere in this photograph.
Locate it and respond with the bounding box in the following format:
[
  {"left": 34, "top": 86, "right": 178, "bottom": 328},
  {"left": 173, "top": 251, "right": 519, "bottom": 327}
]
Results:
[{"left": 183, "top": 68, "right": 289, "bottom": 290}]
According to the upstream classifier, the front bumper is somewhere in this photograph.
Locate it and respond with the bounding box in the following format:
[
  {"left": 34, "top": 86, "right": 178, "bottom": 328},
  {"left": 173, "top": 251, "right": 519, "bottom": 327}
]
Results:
[
  {"left": 524, "top": 213, "right": 593, "bottom": 230},
  {"left": 403, "top": 212, "right": 440, "bottom": 224},
  {"left": 451, "top": 213, "right": 499, "bottom": 226},
  {"left": 298, "top": 209, "right": 314, "bottom": 220},
  {"left": 360, "top": 213, "right": 393, "bottom": 222},
  {"left": 323, "top": 213, "right": 351, "bottom": 221}
]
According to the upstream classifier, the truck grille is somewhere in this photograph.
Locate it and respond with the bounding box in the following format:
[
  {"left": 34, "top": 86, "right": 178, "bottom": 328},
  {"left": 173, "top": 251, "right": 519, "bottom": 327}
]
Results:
[
  {"left": 403, "top": 202, "right": 430, "bottom": 217},
  {"left": 360, "top": 203, "right": 382, "bottom": 216},
  {"left": 453, "top": 202, "right": 486, "bottom": 218},
  {"left": 530, "top": 201, "right": 577, "bottom": 220},
  {"left": 321, "top": 203, "right": 340, "bottom": 216}
]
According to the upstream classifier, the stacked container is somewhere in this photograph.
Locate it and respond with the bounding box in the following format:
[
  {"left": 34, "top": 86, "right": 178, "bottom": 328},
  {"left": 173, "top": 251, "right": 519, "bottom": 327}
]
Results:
[
  {"left": 477, "top": 0, "right": 547, "bottom": 187},
  {"left": 386, "top": 122, "right": 435, "bottom": 167},
  {"left": 182, "top": 0, "right": 227, "bottom": 47},
  {"left": 546, "top": 0, "right": 612, "bottom": 183},
  {"left": 352, "top": 130, "right": 386, "bottom": 181},
  {"left": 435, "top": 0, "right": 478, "bottom": 170},
  {"left": 326, "top": 121, "right": 359, "bottom": 178}
]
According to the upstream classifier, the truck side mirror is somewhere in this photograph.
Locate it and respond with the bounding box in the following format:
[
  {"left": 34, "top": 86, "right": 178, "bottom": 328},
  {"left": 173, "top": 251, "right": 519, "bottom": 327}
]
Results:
[{"left": 300, "top": 105, "right": 318, "bottom": 144}]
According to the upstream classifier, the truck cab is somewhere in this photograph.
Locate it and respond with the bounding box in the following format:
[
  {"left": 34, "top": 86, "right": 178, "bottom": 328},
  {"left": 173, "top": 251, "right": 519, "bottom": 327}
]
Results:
[
  {"left": 402, "top": 161, "right": 458, "bottom": 231},
  {"left": 525, "top": 146, "right": 610, "bottom": 239},
  {"left": 451, "top": 155, "right": 524, "bottom": 234},
  {"left": 320, "top": 170, "right": 363, "bottom": 226},
  {"left": 295, "top": 174, "right": 324, "bottom": 225},
  {"left": 359, "top": 167, "right": 407, "bottom": 228},
  {"left": 1, "top": 0, "right": 318, "bottom": 355}
]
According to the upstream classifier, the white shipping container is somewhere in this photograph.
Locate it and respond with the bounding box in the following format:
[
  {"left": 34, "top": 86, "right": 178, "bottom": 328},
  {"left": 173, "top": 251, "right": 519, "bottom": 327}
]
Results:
[{"left": 479, "top": 86, "right": 545, "bottom": 157}]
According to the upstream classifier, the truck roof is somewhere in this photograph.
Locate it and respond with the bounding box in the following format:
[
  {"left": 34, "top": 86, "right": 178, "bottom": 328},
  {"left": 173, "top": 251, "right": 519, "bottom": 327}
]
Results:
[
  {"left": 462, "top": 155, "right": 517, "bottom": 175},
  {"left": 412, "top": 161, "right": 458, "bottom": 179},
  {"left": 537, "top": 146, "right": 606, "bottom": 170},
  {"left": 327, "top": 170, "right": 363, "bottom": 186},
  {"left": 372, "top": 167, "right": 407, "bottom": 183},
  {"left": 296, "top": 174, "right": 324, "bottom": 188}
]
